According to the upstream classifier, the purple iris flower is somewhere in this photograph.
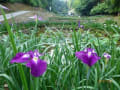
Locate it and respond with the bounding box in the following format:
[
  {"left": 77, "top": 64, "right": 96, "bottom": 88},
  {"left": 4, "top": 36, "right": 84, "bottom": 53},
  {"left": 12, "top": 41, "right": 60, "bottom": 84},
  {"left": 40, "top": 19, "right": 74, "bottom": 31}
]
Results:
[
  {"left": 78, "top": 20, "right": 84, "bottom": 29},
  {"left": 80, "top": 25, "right": 84, "bottom": 29},
  {"left": 10, "top": 50, "right": 47, "bottom": 77},
  {"left": 103, "top": 53, "right": 111, "bottom": 60},
  {"left": 0, "top": 4, "right": 9, "bottom": 10},
  {"left": 38, "top": 17, "right": 43, "bottom": 21},
  {"left": 29, "top": 15, "right": 43, "bottom": 21},
  {"left": 75, "top": 48, "right": 101, "bottom": 67},
  {"left": 78, "top": 21, "right": 80, "bottom": 28}
]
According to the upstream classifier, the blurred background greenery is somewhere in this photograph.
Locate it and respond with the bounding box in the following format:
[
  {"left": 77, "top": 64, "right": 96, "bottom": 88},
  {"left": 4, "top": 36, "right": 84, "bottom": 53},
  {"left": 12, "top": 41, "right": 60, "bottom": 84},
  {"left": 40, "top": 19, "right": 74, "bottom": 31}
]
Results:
[{"left": 0, "top": 0, "right": 120, "bottom": 16}]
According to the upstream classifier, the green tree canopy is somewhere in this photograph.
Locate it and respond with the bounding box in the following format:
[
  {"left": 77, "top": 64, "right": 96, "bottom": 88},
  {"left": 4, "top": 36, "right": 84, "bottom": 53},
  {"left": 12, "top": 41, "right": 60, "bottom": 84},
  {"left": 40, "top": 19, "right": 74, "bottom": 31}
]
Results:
[
  {"left": 106, "top": 0, "right": 120, "bottom": 14},
  {"left": 75, "top": 0, "right": 98, "bottom": 16}
]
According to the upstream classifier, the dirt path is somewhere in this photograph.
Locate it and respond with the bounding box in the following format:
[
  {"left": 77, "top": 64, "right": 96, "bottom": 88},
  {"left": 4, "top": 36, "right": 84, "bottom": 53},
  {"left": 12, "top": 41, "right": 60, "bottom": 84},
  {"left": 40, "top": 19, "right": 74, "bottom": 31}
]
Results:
[
  {"left": 0, "top": 11, "right": 30, "bottom": 22},
  {"left": 0, "top": 3, "right": 55, "bottom": 23}
]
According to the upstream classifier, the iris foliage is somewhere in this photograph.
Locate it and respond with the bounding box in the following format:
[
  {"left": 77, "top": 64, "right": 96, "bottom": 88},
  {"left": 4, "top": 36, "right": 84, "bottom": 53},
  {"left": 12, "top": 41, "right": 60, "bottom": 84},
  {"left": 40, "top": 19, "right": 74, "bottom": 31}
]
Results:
[{"left": 0, "top": 13, "right": 120, "bottom": 90}]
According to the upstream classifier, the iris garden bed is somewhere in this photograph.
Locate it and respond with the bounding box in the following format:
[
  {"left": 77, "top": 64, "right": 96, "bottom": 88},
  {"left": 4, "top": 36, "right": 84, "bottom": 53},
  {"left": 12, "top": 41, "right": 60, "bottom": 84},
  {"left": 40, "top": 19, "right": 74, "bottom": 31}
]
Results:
[{"left": 0, "top": 10, "right": 120, "bottom": 90}]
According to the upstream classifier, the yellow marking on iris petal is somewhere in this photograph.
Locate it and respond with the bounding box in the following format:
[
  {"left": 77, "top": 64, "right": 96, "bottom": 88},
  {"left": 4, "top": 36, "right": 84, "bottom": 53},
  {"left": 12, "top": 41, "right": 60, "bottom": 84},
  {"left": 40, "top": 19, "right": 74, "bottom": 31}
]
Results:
[
  {"left": 33, "top": 56, "right": 38, "bottom": 63},
  {"left": 88, "top": 51, "right": 92, "bottom": 57}
]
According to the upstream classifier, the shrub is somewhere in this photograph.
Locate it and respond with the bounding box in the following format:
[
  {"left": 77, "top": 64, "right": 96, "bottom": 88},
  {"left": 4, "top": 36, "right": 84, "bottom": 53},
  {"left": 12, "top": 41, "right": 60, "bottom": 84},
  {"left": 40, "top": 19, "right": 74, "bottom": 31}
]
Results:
[
  {"left": 106, "top": 0, "right": 120, "bottom": 14},
  {"left": 90, "top": 2, "right": 109, "bottom": 15},
  {"left": 75, "top": 0, "right": 98, "bottom": 16}
]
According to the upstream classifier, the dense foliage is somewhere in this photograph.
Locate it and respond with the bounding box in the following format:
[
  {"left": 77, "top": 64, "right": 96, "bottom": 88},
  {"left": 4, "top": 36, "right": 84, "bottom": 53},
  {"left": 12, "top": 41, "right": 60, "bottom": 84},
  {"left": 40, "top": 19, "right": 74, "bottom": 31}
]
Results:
[
  {"left": 75, "top": 0, "right": 98, "bottom": 16},
  {"left": 106, "top": 0, "right": 120, "bottom": 14},
  {"left": 70, "top": 0, "right": 120, "bottom": 16},
  {"left": 52, "top": 0, "right": 68, "bottom": 15},
  {"left": 90, "top": 2, "right": 109, "bottom": 15}
]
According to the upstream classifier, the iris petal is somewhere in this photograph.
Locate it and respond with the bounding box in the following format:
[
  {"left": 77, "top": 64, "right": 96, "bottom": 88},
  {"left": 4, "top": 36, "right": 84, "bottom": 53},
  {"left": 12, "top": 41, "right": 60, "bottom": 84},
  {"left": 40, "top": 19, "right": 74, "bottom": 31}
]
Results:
[
  {"left": 26, "top": 59, "right": 47, "bottom": 77},
  {"left": 103, "top": 53, "right": 111, "bottom": 59},
  {"left": 89, "top": 53, "right": 101, "bottom": 67},
  {"left": 75, "top": 51, "right": 89, "bottom": 65},
  {"left": 10, "top": 52, "right": 30, "bottom": 64}
]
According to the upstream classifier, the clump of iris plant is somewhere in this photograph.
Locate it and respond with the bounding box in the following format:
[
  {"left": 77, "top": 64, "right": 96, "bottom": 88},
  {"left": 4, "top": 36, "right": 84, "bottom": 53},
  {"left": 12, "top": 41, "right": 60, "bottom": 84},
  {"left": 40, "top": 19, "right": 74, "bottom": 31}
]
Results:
[
  {"left": 10, "top": 50, "right": 47, "bottom": 77},
  {"left": 75, "top": 48, "right": 101, "bottom": 67},
  {"left": 75, "top": 48, "right": 101, "bottom": 79}
]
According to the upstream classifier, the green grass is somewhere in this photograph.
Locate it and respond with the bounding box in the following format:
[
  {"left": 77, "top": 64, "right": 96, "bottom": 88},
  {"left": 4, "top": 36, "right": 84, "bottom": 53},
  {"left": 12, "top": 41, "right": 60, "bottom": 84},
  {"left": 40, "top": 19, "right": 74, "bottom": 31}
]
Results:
[
  {"left": 1, "top": 14, "right": 120, "bottom": 90},
  {"left": 0, "top": 20, "right": 77, "bottom": 34}
]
